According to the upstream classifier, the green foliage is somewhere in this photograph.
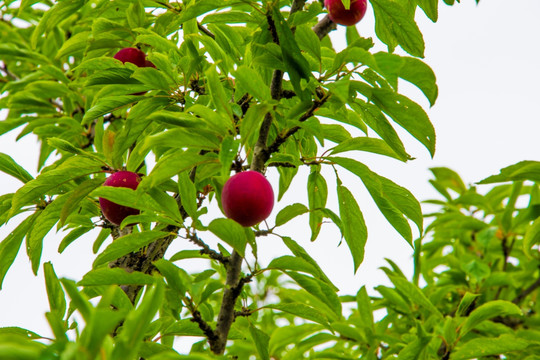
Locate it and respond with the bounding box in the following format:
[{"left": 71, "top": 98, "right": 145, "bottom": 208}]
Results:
[{"left": 1, "top": 0, "right": 531, "bottom": 359}]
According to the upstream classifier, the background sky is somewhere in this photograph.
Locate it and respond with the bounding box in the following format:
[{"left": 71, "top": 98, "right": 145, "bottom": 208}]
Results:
[{"left": 1, "top": 0, "right": 540, "bottom": 340}]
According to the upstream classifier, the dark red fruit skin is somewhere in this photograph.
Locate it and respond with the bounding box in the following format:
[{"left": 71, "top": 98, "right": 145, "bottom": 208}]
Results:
[
  {"left": 99, "top": 171, "right": 141, "bottom": 226},
  {"left": 144, "top": 59, "right": 156, "bottom": 68},
  {"left": 324, "top": 0, "right": 368, "bottom": 26},
  {"left": 113, "top": 48, "right": 147, "bottom": 67},
  {"left": 221, "top": 171, "right": 274, "bottom": 227}
]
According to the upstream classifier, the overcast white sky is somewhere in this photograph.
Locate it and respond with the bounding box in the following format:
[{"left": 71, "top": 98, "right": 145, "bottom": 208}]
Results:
[{"left": 1, "top": 0, "right": 540, "bottom": 339}]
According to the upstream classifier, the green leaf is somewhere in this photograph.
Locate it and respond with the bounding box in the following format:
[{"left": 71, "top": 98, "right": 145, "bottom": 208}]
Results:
[
  {"left": 93, "top": 231, "right": 170, "bottom": 267},
  {"left": 524, "top": 216, "right": 540, "bottom": 258},
  {"left": 80, "top": 308, "right": 126, "bottom": 360},
  {"left": 286, "top": 272, "right": 342, "bottom": 318},
  {"left": 374, "top": 53, "right": 438, "bottom": 106},
  {"left": 265, "top": 303, "right": 330, "bottom": 327},
  {"left": 271, "top": 6, "right": 312, "bottom": 101},
  {"left": 372, "top": 88, "right": 435, "bottom": 157},
  {"left": 249, "top": 324, "right": 270, "bottom": 360},
  {"left": 459, "top": 300, "right": 522, "bottom": 337},
  {"left": 31, "top": 0, "right": 85, "bottom": 47},
  {"left": 456, "top": 292, "right": 481, "bottom": 317},
  {"left": 0, "top": 213, "right": 39, "bottom": 290},
  {"left": 139, "top": 151, "right": 212, "bottom": 191},
  {"left": 356, "top": 286, "right": 374, "bottom": 329},
  {"left": 113, "top": 280, "right": 164, "bottom": 359},
  {"left": 269, "top": 255, "right": 320, "bottom": 276},
  {"left": 337, "top": 184, "right": 367, "bottom": 272},
  {"left": 0, "top": 43, "right": 51, "bottom": 65},
  {"left": 177, "top": 172, "right": 197, "bottom": 219},
  {"left": 349, "top": 99, "right": 410, "bottom": 161},
  {"left": 234, "top": 65, "right": 271, "bottom": 102},
  {"left": 280, "top": 237, "right": 336, "bottom": 290},
  {"left": 390, "top": 275, "right": 443, "bottom": 320},
  {"left": 79, "top": 268, "right": 155, "bottom": 286},
  {"left": 417, "top": 0, "right": 439, "bottom": 22},
  {"left": 10, "top": 156, "right": 104, "bottom": 216},
  {"left": 43, "top": 262, "right": 66, "bottom": 319},
  {"left": 370, "top": 0, "right": 425, "bottom": 57},
  {"left": 81, "top": 95, "right": 146, "bottom": 126},
  {"left": 330, "top": 137, "right": 407, "bottom": 161},
  {"left": 59, "top": 178, "right": 104, "bottom": 226},
  {"left": 275, "top": 203, "right": 309, "bottom": 227},
  {"left": 398, "top": 322, "right": 432, "bottom": 359},
  {"left": 0, "top": 153, "right": 33, "bottom": 183},
  {"left": 451, "top": 334, "right": 531, "bottom": 360},
  {"left": 91, "top": 187, "right": 163, "bottom": 216},
  {"left": 479, "top": 161, "right": 540, "bottom": 184},
  {"left": 307, "top": 169, "right": 328, "bottom": 241},
  {"left": 27, "top": 195, "right": 69, "bottom": 274},
  {"left": 208, "top": 218, "right": 247, "bottom": 257},
  {"left": 56, "top": 30, "right": 91, "bottom": 59},
  {"left": 60, "top": 278, "right": 93, "bottom": 321},
  {"left": 206, "top": 66, "right": 233, "bottom": 119},
  {"left": 240, "top": 103, "right": 273, "bottom": 147},
  {"left": 0, "top": 335, "right": 46, "bottom": 359},
  {"left": 153, "top": 259, "right": 187, "bottom": 296},
  {"left": 332, "top": 157, "right": 423, "bottom": 244},
  {"left": 295, "top": 24, "right": 321, "bottom": 61}
]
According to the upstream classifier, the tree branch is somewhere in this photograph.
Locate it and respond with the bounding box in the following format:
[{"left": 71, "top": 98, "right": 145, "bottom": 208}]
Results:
[
  {"left": 513, "top": 266, "right": 540, "bottom": 305},
  {"left": 186, "top": 231, "right": 228, "bottom": 264},
  {"left": 313, "top": 14, "right": 337, "bottom": 40}
]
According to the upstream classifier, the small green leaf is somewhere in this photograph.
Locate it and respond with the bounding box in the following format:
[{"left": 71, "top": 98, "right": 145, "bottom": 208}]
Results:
[
  {"left": 208, "top": 218, "right": 247, "bottom": 257},
  {"left": 332, "top": 157, "right": 422, "bottom": 244},
  {"left": 234, "top": 65, "right": 271, "bottom": 102},
  {"left": 265, "top": 303, "right": 330, "bottom": 328},
  {"left": 269, "top": 256, "right": 320, "bottom": 276},
  {"left": 337, "top": 184, "right": 367, "bottom": 272},
  {"left": 275, "top": 203, "right": 309, "bottom": 227},
  {"left": 390, "top": 275, "right": 443, "bottom": 320},
  {"left": 271, "top": 6, "right": 312, "bottom": 100},
  {"left": 59, "top": 178, "right": 104, "bottom": 226},
  {"left": 249, "top": 324, "right": 270, "bottom": 360},
  {"left": 0, "top": 153, "right": 34, "bottom": 183},
  {"left": 43, "top": 262, "right": 66, "bottom": 317},
  {"left": 372, "top": 88, "right": 435, "bottom": 157},
  {"left": 177, "top": 172, "right": 197, "bottom": 220},
  {"left": 479, "top": 161, "right": 540, "bottom": 184},
  {"left": 79, "top": 268, "right": 155, "bottom": 286},
  {"left": 113, "top": 280, "right": 164, "bottom": 359},
  {"left": 0, "top": 213, "right": 39, "bottom": 290},
  {"left": 10, "top": 156, "right": 104, "bottom": 216},
  {"left": 459, "top": 300, "right": 522, "bottom": 337},
  {"left": 307, "top": 169, "right": 328, "bottom": 241},
  {"left": 451, "top": 334, "right": 531, "bottom": 360},
  {"left": 331, "top": 137, "right": 407, "bottom": 161},
  {"left": 456, "top": 292, "right": 481, "bottom": 317},
  {"left": 93, "top": 231, "right": 170, "bottom": 267},
  {"left": 82, "top": 95, "right": 146, "bottom": 126},
  {"left": 139, "top": 151, "right": 211, "bottom": 191},
  {"left": 371, "top": 0, "right": 425, "bottom": 57},
  {"left": 153, "top": 259, "right": 188, "bottom": 295},
  {"left": 524, "top": 216, "right": 540, "bottom": 258}
]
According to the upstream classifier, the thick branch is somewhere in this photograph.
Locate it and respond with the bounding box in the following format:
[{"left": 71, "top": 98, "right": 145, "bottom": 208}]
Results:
[
  {"left": 109, "top": 229, "right": 176, "bottom": 303},
  {"left": 187, "top": 231, "right": 228, "bottom": 264},
  {"left": 313, "top": 14, "right": 337, "bottom": 40},
  {"left": 210, "top": 251, "right": 243, "bottom": 354}
]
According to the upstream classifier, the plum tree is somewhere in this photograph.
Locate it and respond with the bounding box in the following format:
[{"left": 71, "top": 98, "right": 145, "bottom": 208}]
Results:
[
  {"left": 324, "top": 0, "right": 368, "bottom": 26},
  {"left": 99, "top": 171, "right": 141, "bottom": 226},
  {"left": 113, "top": 47, "right": 147, "bottom": 67},
  {"left": 221, "top": 171, "right": 274, "bottom": 227}
]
